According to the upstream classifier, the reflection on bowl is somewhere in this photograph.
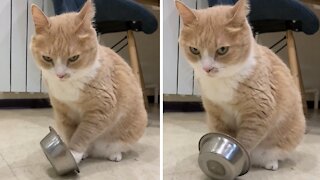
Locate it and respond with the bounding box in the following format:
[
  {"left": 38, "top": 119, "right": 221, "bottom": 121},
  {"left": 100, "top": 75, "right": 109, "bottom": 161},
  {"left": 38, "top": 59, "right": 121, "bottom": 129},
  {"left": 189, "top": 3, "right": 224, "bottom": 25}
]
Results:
[
  {"left": 198, "top": 133, "right": 250, "bottom": 180},
  {"left": 40, "top": 127, "right": 79, "bottom": 176}
]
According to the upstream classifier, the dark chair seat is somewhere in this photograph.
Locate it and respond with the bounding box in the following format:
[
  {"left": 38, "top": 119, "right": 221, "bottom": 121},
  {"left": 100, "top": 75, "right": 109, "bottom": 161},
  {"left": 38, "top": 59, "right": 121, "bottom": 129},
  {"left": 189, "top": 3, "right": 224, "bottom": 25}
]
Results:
[
  {"left": 52, "top": 0, "right": 158, "bottom": 34},
  {"left": 208, "top": 0, "right": 319, "bottom": 35}
]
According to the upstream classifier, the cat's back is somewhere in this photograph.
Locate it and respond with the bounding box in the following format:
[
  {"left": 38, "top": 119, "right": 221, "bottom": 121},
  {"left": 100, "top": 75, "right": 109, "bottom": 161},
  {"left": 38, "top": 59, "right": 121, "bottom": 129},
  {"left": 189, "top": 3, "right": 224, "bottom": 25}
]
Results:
[
  {"left": 255, "top": 44, "right": 292, "bottom": 77},
  {"left": 97, "top": 45, "right": 142, "bottom": 96},
  {"left": 99, "top": 46, "right": 125, "bottom": 66},
  {"left": 254, "top": 44, "right": 302, "bottom": 107}
]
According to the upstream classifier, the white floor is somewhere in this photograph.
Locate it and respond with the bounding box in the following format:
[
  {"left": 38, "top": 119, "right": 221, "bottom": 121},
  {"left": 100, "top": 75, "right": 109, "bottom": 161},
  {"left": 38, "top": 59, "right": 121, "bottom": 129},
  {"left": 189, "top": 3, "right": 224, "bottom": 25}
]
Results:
[
  {"left": 0, "top": 105, "right": 159, "bottom": 180},
  {"left": 164, "top": 111, "right": 320, "bottom": 180}
]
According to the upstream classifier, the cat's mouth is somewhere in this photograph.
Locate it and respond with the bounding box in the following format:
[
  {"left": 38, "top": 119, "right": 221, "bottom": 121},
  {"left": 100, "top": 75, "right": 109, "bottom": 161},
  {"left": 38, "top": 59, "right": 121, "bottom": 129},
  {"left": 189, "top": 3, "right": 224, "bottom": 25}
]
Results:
[
  {"left": 57, "top": 74, "right": 71, "bottom": 81},
  {"left": 204, "top": 67, "right": 219, "bottom": 76}
]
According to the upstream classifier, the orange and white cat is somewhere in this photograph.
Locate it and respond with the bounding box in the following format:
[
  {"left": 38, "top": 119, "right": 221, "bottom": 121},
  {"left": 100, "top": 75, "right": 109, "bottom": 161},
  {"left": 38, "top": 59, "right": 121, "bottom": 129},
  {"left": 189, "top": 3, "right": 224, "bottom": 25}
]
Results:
[
  {"left": 31, "top": 0, "right": 147, "bottom": 163},
  {"left": 176, "top": 0, "right": 305, "bottom": 170}
]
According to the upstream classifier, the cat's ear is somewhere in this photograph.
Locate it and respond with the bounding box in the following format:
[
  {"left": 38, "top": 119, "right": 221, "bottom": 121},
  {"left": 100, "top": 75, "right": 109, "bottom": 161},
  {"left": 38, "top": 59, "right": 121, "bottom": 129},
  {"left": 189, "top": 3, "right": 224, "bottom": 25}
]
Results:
[
  {"left": 227, "top": 0, "right": 250, "bottom": 31},
  {"left": 175, "top": 0, "right": 197, "bottom": 26},
  {"left": 76, "top": 0, "right": 95, "bottom": 33},
  {"left": 31, "top": 4, "right": 49, "bottom": 34}
]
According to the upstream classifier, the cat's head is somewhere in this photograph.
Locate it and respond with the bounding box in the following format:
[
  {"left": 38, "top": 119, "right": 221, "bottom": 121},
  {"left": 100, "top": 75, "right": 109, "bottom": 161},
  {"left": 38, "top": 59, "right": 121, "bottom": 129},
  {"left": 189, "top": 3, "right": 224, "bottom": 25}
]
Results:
[
  {"left": 30, "top": 0, "right": 98, "bottom": 81},
  {"left": 176, "top": 0, "right": 254, "bottom": 78}
]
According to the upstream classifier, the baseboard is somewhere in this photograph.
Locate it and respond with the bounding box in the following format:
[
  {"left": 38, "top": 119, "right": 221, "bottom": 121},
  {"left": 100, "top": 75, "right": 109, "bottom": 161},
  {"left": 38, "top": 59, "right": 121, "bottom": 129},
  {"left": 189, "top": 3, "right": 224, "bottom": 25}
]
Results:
[
  {"left": 306, "top": 101, "right": 319, "bottom": 110},
  {"left": 164, "top": 101, "right": 319, "bottom": 112},
  {"left": 147, "top": 95, "right": 159, "bottom": 104},
  {"left": 0, "top": 96, "right": 159, "bottom": 109},
  {"left": 0, "top": 99, "right": 51, "bottom": 109},
  {"left": 164, "top": 101, "right": 204, "bottom": 112},
  {"left": 0, "top": 98, "right": 316, "bottom": 110}
]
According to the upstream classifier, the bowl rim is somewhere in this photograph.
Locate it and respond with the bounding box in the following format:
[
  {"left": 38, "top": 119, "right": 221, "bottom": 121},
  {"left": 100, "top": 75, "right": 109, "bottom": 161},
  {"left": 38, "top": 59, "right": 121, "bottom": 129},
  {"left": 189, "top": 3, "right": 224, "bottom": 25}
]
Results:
[{"left": 198, "top": 132, "right": 251, "bottom": 176}]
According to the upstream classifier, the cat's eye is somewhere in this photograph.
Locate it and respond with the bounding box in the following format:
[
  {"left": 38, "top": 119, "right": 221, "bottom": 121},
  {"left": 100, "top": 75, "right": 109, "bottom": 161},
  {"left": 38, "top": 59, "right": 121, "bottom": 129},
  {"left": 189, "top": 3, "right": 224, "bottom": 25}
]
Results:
[
  {"left": 216, "top": 46, "right": 229, "bottom": 56},
  {"left": 68, "top": 55, "right": 80, "bottom": 62},
  {"left": 42, "top": 56, "right": 53, "bottom": 63},
  {"left": 189, "top": 47, "right": 200, "bottom": 55}
]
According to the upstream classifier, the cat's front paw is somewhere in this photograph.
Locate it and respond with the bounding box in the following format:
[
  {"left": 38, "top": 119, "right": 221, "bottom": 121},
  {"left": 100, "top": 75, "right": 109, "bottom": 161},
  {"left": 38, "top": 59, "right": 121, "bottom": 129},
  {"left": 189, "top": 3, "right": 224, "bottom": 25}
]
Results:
[
  {"left": 264, "top": 160, "right": 278, "bottom": 171},
  {"left": 70, "top": 150, "right": 84, "bottom": 164},
  {"left": 108, "top": 152, "right": 122, "bottom": 162}
]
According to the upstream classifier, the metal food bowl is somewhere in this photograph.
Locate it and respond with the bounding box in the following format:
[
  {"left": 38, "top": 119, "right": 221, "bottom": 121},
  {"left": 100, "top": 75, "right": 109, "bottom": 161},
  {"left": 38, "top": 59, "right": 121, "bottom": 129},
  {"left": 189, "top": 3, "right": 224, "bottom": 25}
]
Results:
[
  {"left": 198, "top": 133, "right": 250, "bottom": 180},
  {"left": 40, "top": 127, "right": 79, "bottom": 175}
]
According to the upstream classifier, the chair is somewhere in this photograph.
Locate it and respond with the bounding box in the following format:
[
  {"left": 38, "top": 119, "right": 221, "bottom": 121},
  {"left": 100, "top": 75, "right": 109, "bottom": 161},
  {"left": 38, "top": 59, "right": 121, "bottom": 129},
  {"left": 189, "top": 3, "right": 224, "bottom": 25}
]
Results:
[
  {"left": 51, "top": 0, "right": 158, "bottom": 108},
  {"left": 208, "top": 0, "right": 319, "bottom": 113}
]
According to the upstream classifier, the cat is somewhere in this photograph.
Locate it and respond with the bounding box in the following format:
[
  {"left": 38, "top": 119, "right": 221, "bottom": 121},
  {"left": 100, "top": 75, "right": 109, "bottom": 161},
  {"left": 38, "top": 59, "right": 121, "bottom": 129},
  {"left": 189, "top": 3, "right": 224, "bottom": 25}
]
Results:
[
  {"left": 30, "top": 0, "right": 147, "bottom": 163},
  {"left": 175, "top": 0, "right": 305, "bottom": 171}
]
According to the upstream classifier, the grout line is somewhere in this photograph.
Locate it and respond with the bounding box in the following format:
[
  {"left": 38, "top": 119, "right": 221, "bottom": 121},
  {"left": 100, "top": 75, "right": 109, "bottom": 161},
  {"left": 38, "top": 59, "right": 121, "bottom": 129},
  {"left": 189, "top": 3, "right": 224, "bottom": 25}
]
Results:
[
  {"left": 40, "top": 0, "right": 43, "bottom": 93},
  {"left": 39, "top": 1, "right": 43, "bottom": 93},
  {"left": 0, "top": 152, "right": 19, "bottom": 179},
  {"left": 25, "top": 0, "right": 29, "bottom": 92},
  {"left": 176, "top": 17, "right": 180, "bottom": 94},
  {"left": 192, "top": 0, "right": 198, "bottom": 95},
  {"left": 9, "top": 0, "right": 12, "bottom": 92}
]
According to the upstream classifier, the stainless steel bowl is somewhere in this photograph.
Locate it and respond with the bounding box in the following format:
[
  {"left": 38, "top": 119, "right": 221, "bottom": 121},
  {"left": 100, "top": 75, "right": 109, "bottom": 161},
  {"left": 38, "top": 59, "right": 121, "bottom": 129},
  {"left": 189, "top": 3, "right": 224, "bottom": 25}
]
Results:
[
  {"left": 40, "top": 127, "right": 79, "bottom": 175},
  {"left": 198, "top": 133, "right": 250, "bottom": 180}
]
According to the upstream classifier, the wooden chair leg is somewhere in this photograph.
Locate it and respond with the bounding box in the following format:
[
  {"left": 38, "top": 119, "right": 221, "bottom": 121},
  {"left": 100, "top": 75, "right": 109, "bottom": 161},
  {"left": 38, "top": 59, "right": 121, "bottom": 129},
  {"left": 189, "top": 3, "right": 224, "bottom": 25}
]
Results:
[
  {"left": 127, "top": 30, "right": 149, "bottom": 109},
  {"left": 286, "top": 30, "right": 308, "bottom": 115}
]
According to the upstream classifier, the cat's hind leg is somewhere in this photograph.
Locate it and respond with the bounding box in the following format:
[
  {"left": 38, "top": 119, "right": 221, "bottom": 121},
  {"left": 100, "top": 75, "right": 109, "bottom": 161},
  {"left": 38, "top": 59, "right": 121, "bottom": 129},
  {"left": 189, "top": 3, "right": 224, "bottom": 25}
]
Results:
[
  {"left": 89, "top": 140, "right": 130, "bottom": 162},
  {"left": 250, "top": 147, "right": 288, "bottom": 171}
]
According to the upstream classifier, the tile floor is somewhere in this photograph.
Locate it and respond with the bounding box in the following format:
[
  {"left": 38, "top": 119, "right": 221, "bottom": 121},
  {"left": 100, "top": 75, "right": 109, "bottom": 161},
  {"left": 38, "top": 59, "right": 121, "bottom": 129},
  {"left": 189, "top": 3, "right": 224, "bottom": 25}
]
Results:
[
  {"left": 164, "top": 111, "right": 320, "bottom": 180},
  {"left": 0, "top": 105, "right": 159, "bottom": 180}
]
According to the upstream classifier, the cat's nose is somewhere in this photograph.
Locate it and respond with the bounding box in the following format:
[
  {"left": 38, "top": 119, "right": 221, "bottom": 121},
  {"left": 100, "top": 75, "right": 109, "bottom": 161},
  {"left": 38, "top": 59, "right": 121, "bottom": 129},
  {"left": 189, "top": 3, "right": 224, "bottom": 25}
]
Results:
[
  {"left": 57, "top": 73, "right": 65, "bottom": 79},
  {"left": 203, "top": 67, "right": 212, "bottom": 73}
]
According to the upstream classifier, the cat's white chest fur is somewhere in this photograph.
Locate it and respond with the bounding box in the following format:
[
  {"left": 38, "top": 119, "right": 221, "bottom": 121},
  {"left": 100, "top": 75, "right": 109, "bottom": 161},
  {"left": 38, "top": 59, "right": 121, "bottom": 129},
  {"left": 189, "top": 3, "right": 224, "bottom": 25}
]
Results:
[
  {"left": 198, "top": 76, "right": 242, "bottom": 130},
  {"left": 45, "top": 78, "right": 85, "bottom": 102},
  {"left": 199, "top": 77, "right": 238, "bottom": 103}
]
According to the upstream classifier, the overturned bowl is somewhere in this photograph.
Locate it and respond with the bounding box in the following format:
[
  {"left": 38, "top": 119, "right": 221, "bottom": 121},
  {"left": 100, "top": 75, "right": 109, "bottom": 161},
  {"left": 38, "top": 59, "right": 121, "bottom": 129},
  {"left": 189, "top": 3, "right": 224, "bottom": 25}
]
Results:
[
  {"left": 198, "top": 133, "right": 250, "bottom": 180},
  {"left": 40, "top": 127, "right": 79, "bottom": 175}
]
